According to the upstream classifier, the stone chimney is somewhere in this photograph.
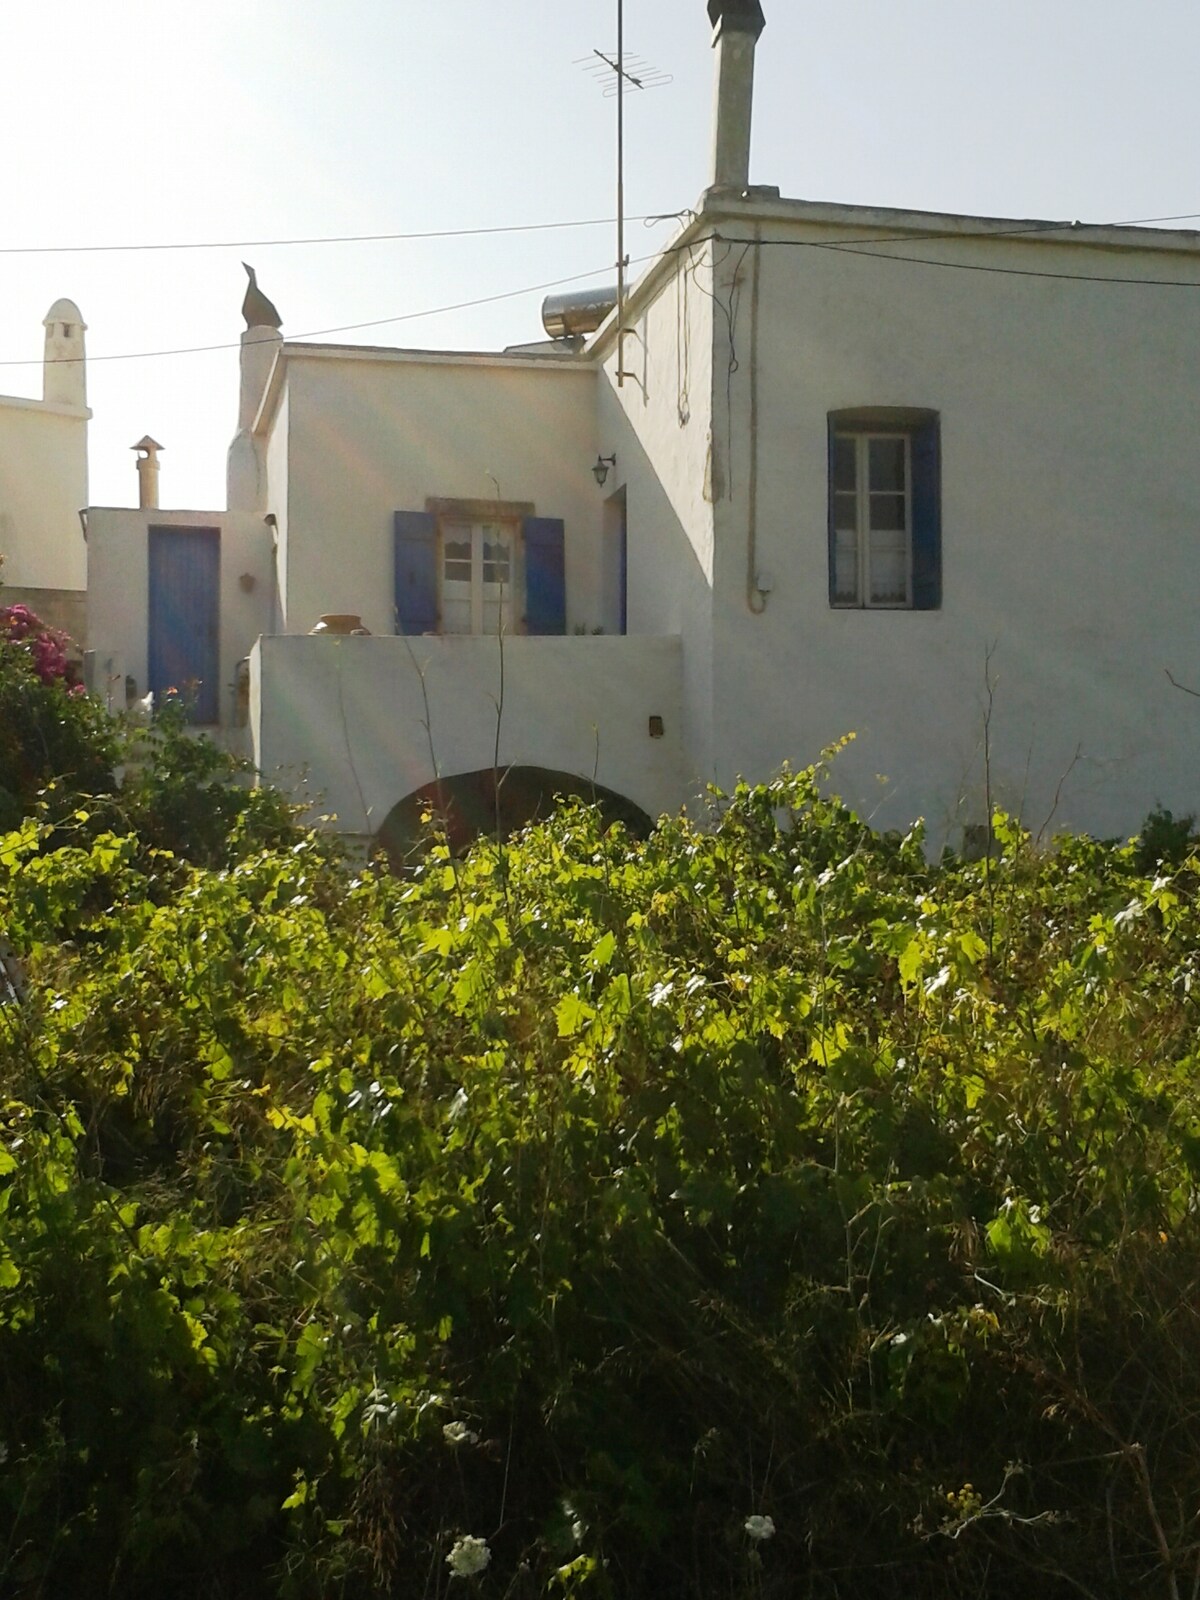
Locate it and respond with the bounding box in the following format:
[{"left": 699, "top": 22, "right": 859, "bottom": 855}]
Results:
[
  {"left": 132, "top": 436, "right": 163, "bottom": 509},
  {"left": 42, "top": 298, "right": 87, "bottom": 410},
  {"left": 229, "top": 267, "right": 282, "bottom": 512},
  {"left": 707, "top": 0, "right": 766, "bottom": 192}
]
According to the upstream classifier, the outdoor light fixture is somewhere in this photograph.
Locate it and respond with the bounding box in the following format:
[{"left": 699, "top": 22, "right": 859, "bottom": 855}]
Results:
[{"left": 592, "top": 453, "right": 617, "bottom": 486}]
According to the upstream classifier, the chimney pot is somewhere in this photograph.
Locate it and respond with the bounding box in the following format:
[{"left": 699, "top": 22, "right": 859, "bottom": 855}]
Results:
[
  {"left": 132, "top": 436, "right": 163, "bottom": 510},
  {"left": 708, "top": 0, "right": 766, "bottom": 191}
]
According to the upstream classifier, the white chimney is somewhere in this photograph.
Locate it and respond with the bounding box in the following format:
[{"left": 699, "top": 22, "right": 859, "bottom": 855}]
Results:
[
  {"left": 42, "top": 299, "right": 87, "bottom": 410},
  {"left": 708, "top": 0, "right": 766, "bottom": 192},
  {"left": 132, "top": 436, "right": 163, "bottom": 509}
]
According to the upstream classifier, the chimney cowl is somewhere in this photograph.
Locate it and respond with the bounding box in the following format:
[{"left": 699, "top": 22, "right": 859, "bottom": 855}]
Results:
[{"left": 707, "top": 0, "right": 765, "bottom": 39}]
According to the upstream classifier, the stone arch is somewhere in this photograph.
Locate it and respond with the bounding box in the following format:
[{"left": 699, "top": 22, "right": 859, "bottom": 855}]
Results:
[{"left": 375, "top": 765, "right": 652, "bottom": 865}]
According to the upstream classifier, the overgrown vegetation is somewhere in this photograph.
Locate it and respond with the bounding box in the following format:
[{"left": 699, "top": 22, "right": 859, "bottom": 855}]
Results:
[{"left": 2, "top": 625, "right": 1200, "bottom": 1599}]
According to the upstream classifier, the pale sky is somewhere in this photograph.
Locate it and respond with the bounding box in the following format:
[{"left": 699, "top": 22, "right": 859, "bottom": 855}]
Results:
[{"left": 2, "top": 0, "right": 1197, "bottom": 512}]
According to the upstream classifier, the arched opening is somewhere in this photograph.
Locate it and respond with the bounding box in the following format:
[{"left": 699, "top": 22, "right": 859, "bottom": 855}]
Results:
[{"left": 375, "top": 766, "right": 652, "bottom": 866}]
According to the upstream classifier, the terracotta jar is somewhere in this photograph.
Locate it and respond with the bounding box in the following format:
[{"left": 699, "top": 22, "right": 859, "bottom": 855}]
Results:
[{"left": 309, "top": 614, "right": 371, "bottom": 636}]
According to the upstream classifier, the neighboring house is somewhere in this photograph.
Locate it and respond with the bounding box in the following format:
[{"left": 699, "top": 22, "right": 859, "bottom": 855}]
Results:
[
  {"left": 84, "top": 0, "right": 1200, "bottom": 850},
  {"left": 0, "top": 301, "right": 89, "bottom": 641}
]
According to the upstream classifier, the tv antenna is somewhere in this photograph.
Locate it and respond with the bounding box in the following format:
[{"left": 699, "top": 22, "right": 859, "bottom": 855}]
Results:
[{"left": 575, "top": 3, "right": 672, "bottom": 386}]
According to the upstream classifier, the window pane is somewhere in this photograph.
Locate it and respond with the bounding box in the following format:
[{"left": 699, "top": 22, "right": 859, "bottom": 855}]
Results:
[
  {"left": 833, "top": 490, "right": 858, "bottom": 532},
  {"left": 870, "top": 554, "right": 908, "bottom": 604},
  {"left": 869, "top": 493, "right": 906, "bottom": 532},
  {"left": 869, "top": 530, "right": 907, "bottom": 604},
  {"left": 833, "top": 530, "right": 859, "bottom": 604},
  {"left": 868, "top": 437, "right": 906, "bottom": 493},
  {"left": 444, "top": 538, "right": 472, "bottom": 582},
  {"left": 483, "top": 538, "right": 511, "bottom": 585},
  {"left": 833, "top": 435, "right": 857, "bottom": 492}
]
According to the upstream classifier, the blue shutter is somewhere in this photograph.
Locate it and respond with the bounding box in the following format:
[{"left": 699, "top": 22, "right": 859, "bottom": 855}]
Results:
[
  {"left": 148, "top": 526, "right": 220, "bottom": 723},
  {"left": 826, "top": 417, "right": 838, "bottom": 607},
  {"left": 394, "top": 511, "right": 438, "bottom": 634},
  {"left": 523, "top": 517, "right": 566, "bottom": 635},
  {"left": 910, "top": 416, "right": 941, "bottom": 610}
]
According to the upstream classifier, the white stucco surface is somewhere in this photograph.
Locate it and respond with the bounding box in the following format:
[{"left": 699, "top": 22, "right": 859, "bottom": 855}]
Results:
[
  {"left": 251, "top": 633, "right": 685, "bottom": 838},
  {"left": 86, "top": 506, "right": 274, "bottom": 747},
  {"left": 0, "top": 396, "right": 88, "bottom": 592},
  {"left": 596, "top": 240, "right": 718, "bottom": 787},
  {"left": 696, "top": 201, "right": 1200, "bottom": 844},
  {"left": 259, "top": 348, "right": 607, "bottom": 640}
]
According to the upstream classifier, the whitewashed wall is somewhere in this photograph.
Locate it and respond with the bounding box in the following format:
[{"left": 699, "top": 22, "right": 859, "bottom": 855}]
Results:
[
  {"left": 701, "top": 206, "right": 1200, "bottom": 844},
  {"left": 595, "top": 237, "right": 718, "bottom": 797},
  {"left": 0, "top": 397, "right": 88, "bottom": 593},
  {"left": 86, "top": 506, "right": 274, "bottom": 749},
  {"left": 261, "top": 349, "right": 605, "bottom": 639},
  {"left": 252, "top": 633, "right": 685, "bottom": 840},
  {"left": 592, "top": 200, "right": 1200, "bottom": 845}
]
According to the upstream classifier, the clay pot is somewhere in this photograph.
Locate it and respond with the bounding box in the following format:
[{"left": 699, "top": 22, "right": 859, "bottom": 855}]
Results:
[{"left": 309, "top": 614, "right": 371, "bottom": 636}]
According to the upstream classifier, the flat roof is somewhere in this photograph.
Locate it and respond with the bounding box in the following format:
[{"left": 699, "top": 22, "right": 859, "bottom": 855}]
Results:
[
  {"left": 587, "top": 187, "right": 1200, "bottom": 356},
  {"left": 252, "top": 187, "right": 1200, "bottom": 420}
]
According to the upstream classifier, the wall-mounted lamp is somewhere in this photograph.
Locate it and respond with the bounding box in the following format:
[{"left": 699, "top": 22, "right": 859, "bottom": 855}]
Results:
[{"left": 592, "top": 453, "right": 617, "bottom": 487}]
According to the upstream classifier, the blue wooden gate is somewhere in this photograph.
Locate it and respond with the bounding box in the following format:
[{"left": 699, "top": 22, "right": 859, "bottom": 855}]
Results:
[{"left": 148, "top": 526, "right": 220, "bottom": 723}]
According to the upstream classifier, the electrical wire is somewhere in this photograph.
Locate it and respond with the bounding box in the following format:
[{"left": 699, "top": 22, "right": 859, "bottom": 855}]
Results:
[
  {"left": 797, "top": 210, "right": 1200, "bottom": 252},
  {"left": 710, "top": 231, "right": 1200, "bottom": 288},
  {"left": 0, "top": 214, "right": 682, "bottom": 256},
  {"left": 3, "top": 254, "right": 664, "bottom": 369},
  {"left": 9, "top": 205, "right": 1200, "bottom": 370}
]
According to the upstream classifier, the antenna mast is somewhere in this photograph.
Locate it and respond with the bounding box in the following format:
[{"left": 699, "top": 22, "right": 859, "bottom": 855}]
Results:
[
  {"left": 577, "top": 10, "right": 671, "bottom": 388},
  {"left": 616, "top": 0, "right": 626, "bottom": 384}
]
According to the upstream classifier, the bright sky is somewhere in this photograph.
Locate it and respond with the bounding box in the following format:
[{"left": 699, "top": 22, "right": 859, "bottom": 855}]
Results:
[{"left": 2, "top": 0, "right": 1197, "bottom": 512}]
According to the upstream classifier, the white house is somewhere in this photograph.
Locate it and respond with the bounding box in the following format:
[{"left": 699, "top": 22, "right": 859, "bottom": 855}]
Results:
[
  {"left": 0, "top": 301, "right": 89, "bottom": 641},
  {"left": 83, "top": 0, "right": 1200, "bottom": 851}
]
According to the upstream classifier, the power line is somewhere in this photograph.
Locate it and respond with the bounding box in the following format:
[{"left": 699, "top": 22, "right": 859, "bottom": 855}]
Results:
[
  {"left": 1, "top": 255, "right": 662, "bottom": 369},
  {"left": 811, "top": 210, "right": 1200, "bottom": 252},
  {"left": 0, "top": 214, "right": 680, "bottom": 257},
  {"left": 712, "top": 230, "right": 1200, "bottom": 288},
  {"left": 9, "top": 208, "right": 1200, "bottom": 371}
]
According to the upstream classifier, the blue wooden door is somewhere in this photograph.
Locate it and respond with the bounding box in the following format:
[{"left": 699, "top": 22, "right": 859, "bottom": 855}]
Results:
[{"left": 148, "top": 526, "right": 220, "bottom": 723}]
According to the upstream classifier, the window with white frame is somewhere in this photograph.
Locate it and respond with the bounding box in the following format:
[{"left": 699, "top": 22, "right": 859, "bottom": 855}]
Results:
[
  {"left": 394, "top": 506, "right": 566, "bottom": 636},
  {"left": 831, "top": 432, "right": 911, "bottom": 606},
  {"left": 827, "top": 410, "right": 942, "bottom": 611},
  {"left": 440, "top": 520, "right": 515, "bottom": 635}
]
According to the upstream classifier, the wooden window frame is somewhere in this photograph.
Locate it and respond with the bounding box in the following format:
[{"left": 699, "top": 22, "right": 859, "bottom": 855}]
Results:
[{"left": 832, "top": 430, "right": 913, "bottom": 609}]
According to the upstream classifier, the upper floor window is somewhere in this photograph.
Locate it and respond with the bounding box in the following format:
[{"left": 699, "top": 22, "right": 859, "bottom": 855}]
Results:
[
  {"left": 441, "top": 520, "right": 514, "bottom": 635},
  {"left": 394, "top": 506, "right": 565, "bottom": 636},
  {"left": 828, "top": 410, "right": 941, "bottom": 610}
]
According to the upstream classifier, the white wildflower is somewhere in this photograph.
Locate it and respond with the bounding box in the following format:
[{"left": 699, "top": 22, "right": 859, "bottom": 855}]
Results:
[
  {"left": 443, "top": 1420, "right": 479, "bottom": 1447},
  {"left": 447, "top": 1535, "right": 491, "bottom": 1578},
  {"left": 744, "top": 1514, "right": 776, "bottom": 1542}
]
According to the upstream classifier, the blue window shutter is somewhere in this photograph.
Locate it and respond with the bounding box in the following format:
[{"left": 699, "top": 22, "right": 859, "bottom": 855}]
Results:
[
  {"left": 910, "top": 416, "right": 942, "bottom": 610},
  {"left": 394, "top": 511, "right": 438, "bottom": 634},
  {"left": 523, "top": 517, "right": 566, "bottom": 635},
  {"left": 826, "top": 416, "right": 838, "bottom": 607}
]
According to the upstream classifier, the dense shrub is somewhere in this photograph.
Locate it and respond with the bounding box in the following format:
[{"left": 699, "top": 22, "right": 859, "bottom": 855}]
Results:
[
  {"left": 0, "top": 603, "right": 115, "bottom": 827},
  {"left": 3, "top": 707, "right": 1200, "bottom": 1599}
]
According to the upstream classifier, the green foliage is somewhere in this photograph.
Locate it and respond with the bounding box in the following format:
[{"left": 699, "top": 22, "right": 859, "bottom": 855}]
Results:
[
  {"left": 114, "top": 693, "right": 304, "bottom": 868},
  {"left": 3, "top": 701, "right": 1200, "bottom": 1597},
  {"left": 1135, "top": 802, "right": 1197, "bottom": 872},
  {"left": 0, "top": 618, "right": 116, "bottom": 827}
]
